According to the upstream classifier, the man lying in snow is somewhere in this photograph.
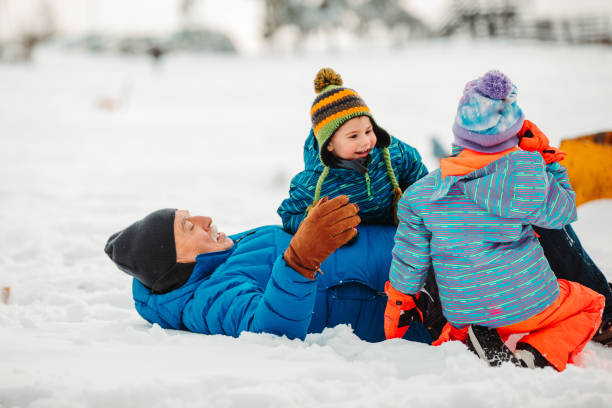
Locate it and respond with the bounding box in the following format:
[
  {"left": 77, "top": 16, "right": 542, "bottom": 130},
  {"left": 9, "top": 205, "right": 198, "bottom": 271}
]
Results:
[
  {"left": 104, "top": 196, "right": 438, "bottom": 344},
  {"left": 105, "top": 193, "right": 612, "bottom": 352}
]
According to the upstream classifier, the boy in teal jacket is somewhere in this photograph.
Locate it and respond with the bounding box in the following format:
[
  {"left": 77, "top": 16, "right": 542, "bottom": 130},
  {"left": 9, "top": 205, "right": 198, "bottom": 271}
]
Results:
[{"left": 278, "top": 68, "right": 428, "bottom": 233}]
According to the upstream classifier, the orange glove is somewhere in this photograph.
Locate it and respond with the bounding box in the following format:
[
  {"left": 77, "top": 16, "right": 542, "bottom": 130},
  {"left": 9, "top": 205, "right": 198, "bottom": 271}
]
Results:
[
  {"left": 284, "top": 195, "right": 360, "bottom": 280},
  {"left": 432, "top": 322, "right": 469, "bottom": 346},
  {"left": 383, "top": 281, "right": 423, "bottom": 339},
  {"left": 518, "top": 120, "right": 549, "bottom": 151},
  {"left": 518, "top": 120, "right": 566, "bottom": 164},
  {"left": 540, "top": 147, "right": 567, "bottom": 164}
]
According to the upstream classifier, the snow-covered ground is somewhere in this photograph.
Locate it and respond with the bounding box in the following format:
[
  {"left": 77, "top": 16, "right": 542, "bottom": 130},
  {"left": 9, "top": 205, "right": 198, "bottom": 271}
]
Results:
[{"left": 1, "top": 41, "right": 612, "bottom": 407}]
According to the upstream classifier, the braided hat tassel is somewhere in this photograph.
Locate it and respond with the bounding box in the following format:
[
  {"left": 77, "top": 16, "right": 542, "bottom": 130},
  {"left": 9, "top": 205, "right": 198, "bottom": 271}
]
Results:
[
  {"left": 306, "top": 166, "right": 330, "bottom": 214},
  {"left": 382, "top": 147, "right": 403, "bottom": 224}
]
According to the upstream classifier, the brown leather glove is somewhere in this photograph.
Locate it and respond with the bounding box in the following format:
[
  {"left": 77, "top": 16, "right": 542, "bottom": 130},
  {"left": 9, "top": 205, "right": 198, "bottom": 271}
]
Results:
[{"left": 284, "top": 195, "right": 360, "bottom": 280}]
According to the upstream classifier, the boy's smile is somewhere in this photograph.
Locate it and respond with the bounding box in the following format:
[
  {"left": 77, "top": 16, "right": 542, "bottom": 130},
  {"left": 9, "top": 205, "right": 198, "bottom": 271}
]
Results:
[
  {"left": 326, "top": 116, "right": 377, "bottom": 161},
  {"left": 354, "top": 146, "right": 372, "bottom": 157}
]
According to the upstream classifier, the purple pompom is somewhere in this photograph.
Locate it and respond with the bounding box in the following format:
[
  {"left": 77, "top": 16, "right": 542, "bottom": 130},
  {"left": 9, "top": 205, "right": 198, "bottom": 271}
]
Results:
[{"left": 477, "top": 70, "right": 512, "bottom": 100}]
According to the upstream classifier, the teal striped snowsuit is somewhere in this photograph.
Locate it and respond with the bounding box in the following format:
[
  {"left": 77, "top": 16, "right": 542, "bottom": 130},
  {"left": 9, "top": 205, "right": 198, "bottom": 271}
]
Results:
[{"left": 390, "top": 150, "right": 577, "bottom": 328}]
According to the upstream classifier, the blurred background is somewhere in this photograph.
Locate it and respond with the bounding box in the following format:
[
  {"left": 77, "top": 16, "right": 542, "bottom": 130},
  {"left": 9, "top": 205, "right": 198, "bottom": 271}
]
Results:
[{"left": 1, "top": 0, "right": 612, "bottom": 59}]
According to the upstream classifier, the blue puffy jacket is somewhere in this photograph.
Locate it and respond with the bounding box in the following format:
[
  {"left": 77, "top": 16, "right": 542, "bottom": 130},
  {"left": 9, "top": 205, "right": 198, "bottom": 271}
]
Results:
[{"left": 133, "top": 224, "right": 432, "bottom": 343}]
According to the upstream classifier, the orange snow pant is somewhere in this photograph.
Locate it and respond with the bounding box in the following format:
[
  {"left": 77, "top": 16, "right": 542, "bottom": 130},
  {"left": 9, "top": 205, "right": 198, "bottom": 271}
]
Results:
[
  {"left": 433, "top": 279, "right": 604, "bottom": 371},
  {"left": 497, "top": 279, "right": 604, "bottom": 371}
]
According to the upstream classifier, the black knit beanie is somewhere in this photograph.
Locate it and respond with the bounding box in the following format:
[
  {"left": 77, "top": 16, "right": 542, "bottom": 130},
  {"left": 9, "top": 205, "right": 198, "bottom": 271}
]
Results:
[{"left": 104, "top": 208, "right": 195, "bottom": 294}]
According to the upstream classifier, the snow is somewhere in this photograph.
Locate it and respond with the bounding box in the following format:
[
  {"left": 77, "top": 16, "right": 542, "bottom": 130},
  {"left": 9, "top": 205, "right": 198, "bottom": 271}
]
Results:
[{"left": 1, "top": 41, "right": 612, "bottom": 407}]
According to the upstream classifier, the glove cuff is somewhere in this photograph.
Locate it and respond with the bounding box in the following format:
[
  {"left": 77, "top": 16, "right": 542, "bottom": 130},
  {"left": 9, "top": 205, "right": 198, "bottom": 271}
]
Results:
[
  {"left": 283, "top": 247, "right": 319, "bottom": 280},
  {"left": 384, "top": 281, "right": 417, "bottom": 309}
]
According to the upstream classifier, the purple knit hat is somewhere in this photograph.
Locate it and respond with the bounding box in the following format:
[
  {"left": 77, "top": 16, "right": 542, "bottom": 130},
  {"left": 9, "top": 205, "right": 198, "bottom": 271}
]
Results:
[{"left": 452, "top": 70, "right": 525, "bottom": 153}]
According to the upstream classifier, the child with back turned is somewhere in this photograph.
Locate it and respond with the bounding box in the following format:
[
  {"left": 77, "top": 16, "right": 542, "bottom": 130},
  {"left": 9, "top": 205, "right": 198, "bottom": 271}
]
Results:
[{"left": 384, "top": 70, "right": 604, "bottom": 371}]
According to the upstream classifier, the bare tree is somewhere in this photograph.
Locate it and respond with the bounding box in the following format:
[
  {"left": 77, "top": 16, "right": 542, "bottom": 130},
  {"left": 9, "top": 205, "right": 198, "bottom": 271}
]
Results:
[{"left": 0, "top": 0, "right": 55, "bottom": 62}]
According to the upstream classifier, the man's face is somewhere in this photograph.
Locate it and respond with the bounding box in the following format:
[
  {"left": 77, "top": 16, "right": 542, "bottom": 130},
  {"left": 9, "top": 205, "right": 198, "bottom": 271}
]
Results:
[{"left": 174, "top": 210, "right": 234, "bottom": 263}]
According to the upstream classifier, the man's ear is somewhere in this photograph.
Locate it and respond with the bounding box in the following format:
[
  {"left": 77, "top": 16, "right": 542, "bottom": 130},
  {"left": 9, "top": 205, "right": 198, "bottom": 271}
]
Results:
[{"left": 327, "top": 143, "right": 334, "bottom": 152}]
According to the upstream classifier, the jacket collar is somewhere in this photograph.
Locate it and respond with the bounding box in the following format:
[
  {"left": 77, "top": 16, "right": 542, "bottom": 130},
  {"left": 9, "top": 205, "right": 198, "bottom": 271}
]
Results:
[
  {"left": 192, "top": 229, "right": 259, "bottom": 276},
  {"left": 193, "top": 247, "right": 234, "bottom": 278},
  {"left": 333, "top": 156, "right": 370, "bottom": 174},
  {"left": 440, "top": 146, "right": 519, "bottom": 179},
  {"left": 431, "top": 149, "right": 522, "bottom": 202}
]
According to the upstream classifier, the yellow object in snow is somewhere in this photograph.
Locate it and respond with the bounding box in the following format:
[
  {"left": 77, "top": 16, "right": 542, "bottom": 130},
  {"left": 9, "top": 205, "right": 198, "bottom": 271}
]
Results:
[{"left": 560, "top": 132, "right": 612, "bottom": 207}]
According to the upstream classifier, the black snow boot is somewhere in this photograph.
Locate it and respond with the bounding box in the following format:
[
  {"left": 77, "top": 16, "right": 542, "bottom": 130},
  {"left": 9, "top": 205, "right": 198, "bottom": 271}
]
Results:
[
  {"left": 466, "top": 325, "right": 524, "bottom": 367},
  {"left": 592, "top": 319, "right": 612, "bottom": 347},
  {"left": 514, "top": 342, "right": 553, "bottom": 369}
]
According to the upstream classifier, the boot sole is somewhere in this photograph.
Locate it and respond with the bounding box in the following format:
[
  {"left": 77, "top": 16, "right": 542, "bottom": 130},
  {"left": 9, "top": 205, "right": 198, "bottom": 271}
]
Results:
[{"left": 467, "top": 325, "right": 524, "bottom": 368}]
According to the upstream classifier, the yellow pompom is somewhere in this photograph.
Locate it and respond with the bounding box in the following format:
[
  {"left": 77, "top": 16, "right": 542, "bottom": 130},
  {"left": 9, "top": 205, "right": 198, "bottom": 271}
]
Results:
[{"left": 314, "top": 68, "right": 342, "bottom": 93}]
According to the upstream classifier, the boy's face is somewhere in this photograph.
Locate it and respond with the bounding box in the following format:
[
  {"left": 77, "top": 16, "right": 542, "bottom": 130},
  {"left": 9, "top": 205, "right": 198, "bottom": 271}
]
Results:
[{"left": 326, "top": 116, "right": 377, "bottom": 160}]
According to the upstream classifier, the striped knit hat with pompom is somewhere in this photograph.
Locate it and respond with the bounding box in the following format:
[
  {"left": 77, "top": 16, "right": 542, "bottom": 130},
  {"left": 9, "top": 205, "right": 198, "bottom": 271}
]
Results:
[
  {"left": 308, "top": 68, "right": 401, "bottom": 221},
  {"left": 311, "top": 67, "right": 390, "bottom": 166}
]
